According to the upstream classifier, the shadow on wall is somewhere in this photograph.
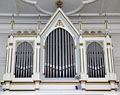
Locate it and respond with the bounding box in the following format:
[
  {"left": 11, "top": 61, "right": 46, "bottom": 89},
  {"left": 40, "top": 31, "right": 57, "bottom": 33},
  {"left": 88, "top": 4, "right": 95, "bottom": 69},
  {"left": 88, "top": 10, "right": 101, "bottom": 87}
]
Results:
[{"left": 0, "top": 85, "right": 2, "bottom": 91}]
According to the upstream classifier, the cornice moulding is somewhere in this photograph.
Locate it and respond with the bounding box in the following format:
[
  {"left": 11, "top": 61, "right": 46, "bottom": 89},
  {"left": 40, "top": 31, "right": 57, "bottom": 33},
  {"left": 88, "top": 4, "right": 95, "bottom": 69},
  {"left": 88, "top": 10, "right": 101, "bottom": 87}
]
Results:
[{"left": 1, "top": 13, "right": 120, "bottom": 17}]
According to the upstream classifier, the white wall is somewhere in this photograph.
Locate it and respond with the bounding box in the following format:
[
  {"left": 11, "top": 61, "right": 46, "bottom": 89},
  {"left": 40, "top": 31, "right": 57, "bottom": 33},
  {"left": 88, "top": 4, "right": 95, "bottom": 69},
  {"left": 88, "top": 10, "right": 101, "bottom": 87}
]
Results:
[
  {"left": 112, "top": 33, "right": 120, "bottom": 81},
  {"left": 0, "top": 33, "right": 8, "bottom": 91}
]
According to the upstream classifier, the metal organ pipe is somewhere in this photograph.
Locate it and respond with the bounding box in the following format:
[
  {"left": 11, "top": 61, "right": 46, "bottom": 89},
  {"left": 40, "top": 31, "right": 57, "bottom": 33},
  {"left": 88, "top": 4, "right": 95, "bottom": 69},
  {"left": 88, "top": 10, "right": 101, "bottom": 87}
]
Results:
[
  {"left": 56, "top": 29, "right": 58, "bottom": 77},
  {"left": 28, "top": 43, "right": 30, "bottom": 77},
  {"left": 91, "top": 43, "right": 94, "bottom": 77},
  {"left": 67, "top": 33, "right": 70, "bottom": 77},
  {"left": 29, "top": 45, "right": 33, "bottom": 77},
  {"left": 20, "top": 43, "right": 23, "bottom": 77},
  {"left": 89, "top": 45, "right": 92, "bottom": 77},
  {"left": 96, "top": 43, "right": 99, "bottom": 77},
  {"left": 59, "top": 28, "right": 62, "bottom": 77},
  {"left": 94, "top": 42, "right": 97, "bottom": 77},
  {"left": 62, "top": 30, "right": 65, "bottom": 77},
  {"left": 98, "top": 44, "right": 102, "bottom": 77},
  {"left": 23, "top": 42, "right": 25, "bottom": 77},
  {"left": 53, "top": 31, "right": 55, "bottom": 77},
  {"left": 65, "top": 31, "right": 68, "bottom": 77},
  {"left": 69, "top": 34, "right": 71, "bottom": 77},
  {"left": 26, "top": 43, "right": 28, "bottom": 77},
  {"left": 98, "top": 44, "right": 101, "bottom": 77},
  {"left": 17, "top": 47, "right": 19, "bottom": 77}
]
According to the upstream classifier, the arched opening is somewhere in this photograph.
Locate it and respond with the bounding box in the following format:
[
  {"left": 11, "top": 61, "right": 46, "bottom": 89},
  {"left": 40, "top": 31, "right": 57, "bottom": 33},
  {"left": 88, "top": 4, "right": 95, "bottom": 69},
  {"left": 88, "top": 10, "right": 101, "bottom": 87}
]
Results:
[
  {"left": 87, "top": 42, "right": 105, "bottom": 78},
  {"left": 15, "top": 42, "right": 33, "bottom": 78},
  {"left": 45, "top": 28, "right": 76, "bottom": 78}
]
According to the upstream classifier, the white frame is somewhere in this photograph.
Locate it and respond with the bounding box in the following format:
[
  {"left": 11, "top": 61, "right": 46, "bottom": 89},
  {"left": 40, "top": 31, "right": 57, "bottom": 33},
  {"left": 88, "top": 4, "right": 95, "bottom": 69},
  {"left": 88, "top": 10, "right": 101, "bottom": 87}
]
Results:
[
  {"left": 83, "top": 37, "right": 109, "bottom": 82},
  {"left": 10, "top": 37, "right": 37, "bottom": 82}
]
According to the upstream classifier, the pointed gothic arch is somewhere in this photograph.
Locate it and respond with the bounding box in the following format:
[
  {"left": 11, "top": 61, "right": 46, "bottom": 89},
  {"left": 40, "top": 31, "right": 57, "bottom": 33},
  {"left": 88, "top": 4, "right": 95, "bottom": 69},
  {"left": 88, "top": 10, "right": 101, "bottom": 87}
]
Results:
[
  {"left": 15, "top": 42, "right": 33, "bottom": 78},
  {"left": 44, "top": 28, "right": 76, "bottom": 78},
  {"left": 87, "top": 42, "right": 105, "bottom": 78}
]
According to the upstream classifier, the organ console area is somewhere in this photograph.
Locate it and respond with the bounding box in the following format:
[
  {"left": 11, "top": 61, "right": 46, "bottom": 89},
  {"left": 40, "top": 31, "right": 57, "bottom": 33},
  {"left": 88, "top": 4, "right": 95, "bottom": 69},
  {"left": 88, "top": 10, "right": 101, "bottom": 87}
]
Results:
[{"left": 1, "top": 8, "right": 119, "bottom": 91}]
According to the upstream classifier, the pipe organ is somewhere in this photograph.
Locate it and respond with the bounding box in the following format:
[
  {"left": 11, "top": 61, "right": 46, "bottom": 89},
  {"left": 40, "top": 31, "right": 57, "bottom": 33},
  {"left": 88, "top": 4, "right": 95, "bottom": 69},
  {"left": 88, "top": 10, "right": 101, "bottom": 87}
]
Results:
[{"left": 1, "top": 8, "right": 119, "bottom": 92}]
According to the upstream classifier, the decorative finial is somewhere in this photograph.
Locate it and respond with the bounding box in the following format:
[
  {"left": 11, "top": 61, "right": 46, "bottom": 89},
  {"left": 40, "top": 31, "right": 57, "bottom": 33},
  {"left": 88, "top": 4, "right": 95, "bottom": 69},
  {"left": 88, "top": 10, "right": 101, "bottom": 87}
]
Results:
[
  {"left": 79, "top": 13, "right": 82, "bottom": 35},
  {"left": 56, "top": 0, "right": 63, "bottom": 8},
  {"left": 79, "top": 14, "right": 82, "bottom": 31},
  {"left": 104, "top": 13, "right": 109, "bottom": 34},
  {"left": 38, "top": 14, "right": 41, "bottom": 32},
  {"left": 11, "top": 14, "right": 14, "bottom": 32}
]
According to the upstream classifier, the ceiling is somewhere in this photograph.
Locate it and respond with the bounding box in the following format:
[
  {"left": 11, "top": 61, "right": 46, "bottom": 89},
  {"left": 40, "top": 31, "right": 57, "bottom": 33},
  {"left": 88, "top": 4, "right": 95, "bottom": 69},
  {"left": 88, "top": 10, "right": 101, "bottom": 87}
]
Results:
[{"left": 0, "top": 0, "right": 120, "bottom": 17}]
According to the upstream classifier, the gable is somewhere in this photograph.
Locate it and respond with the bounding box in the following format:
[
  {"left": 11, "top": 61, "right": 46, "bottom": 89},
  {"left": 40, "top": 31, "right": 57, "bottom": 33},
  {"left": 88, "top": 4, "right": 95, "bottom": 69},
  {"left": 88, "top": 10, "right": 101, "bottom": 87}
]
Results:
[{"left": 40, "top": 8, "right": 79, "bottom": 37}]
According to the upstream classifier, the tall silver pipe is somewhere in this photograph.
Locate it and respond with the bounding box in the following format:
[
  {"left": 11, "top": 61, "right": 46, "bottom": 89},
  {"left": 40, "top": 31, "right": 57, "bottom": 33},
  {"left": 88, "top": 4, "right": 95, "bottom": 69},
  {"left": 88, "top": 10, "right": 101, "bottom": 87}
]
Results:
[
  {"left": 22, "top": 43, "right": 25, "bottom": 77},
  {"left": 23, "top": 43, "right": 25, "bottom": 77},
  {"left": 90, "top": 45, "right": 92, "bottom": 77},
  {"left": 54, "top": 31, "right": 56, "bottom": 77},
  {"left": 65, "top": 31, "right": 68, "bottom": 77},
  {"left": 67, "top": 34, "right": 70, "bottom": 77},
  {"left": 24, "top": 43, "right": 27, "bottom": 77},
  {"left": 89, "top": 44, "right": 92, "bottom": 77},
  {"left": 92, "top": 43, "right": 94, "bottom": 77},
  {"left": 30, "top": 45, "right": 32, "bottom": 77},
  {"left": 50, "top": 32, "right": 53, "bottom": 77},
  {"left": 69, "top": 34, "right": 71, "bottom": 77},
  {"left": 28, "top": 44, "right": 30, "bottom": 77},
  {"left": 20, "top": 43, "right": 23, "bottom": 77},
  {"left": 18, "top": 44, "right": 21, "bottom": 77},
  {"left": 96, "top": 43, "right": 98, "bottom": 77},
  {"left": 59, "top": 28, "right": 62, "bottom": 77},
  {"left": 56, "top": 29, "right": 59, "bottom": 77},
  {"left": 100, "top": 45, "right": 103, "bottom": 77},
  {"left": 30, "top": 43, "right": 32, "bottom": 77},
  {"left": 26, "top": 42, "right": 28, "bottom": 77},
  {"left": 53, "top": 31, "right": 55, "bottom": 77},
  {"left": 19, "top": 43, "right": 21, "bottom": 77},
  {"left": 94, "top": 43, "right": 97, "bottom": 77},
  {"left": 62, "top": 30, "right": 65, "bottom": 77},
  {"left": 89, "top": 45, "right": 92, "bottom": 77},
  {"left": 96, "top": 44, "right": 100, "bottom": 77},
  {"left": 31, "top": 44, "right": 33, "bottom": 76},
  {"left": 48, "top": 35, "right": 50, "bottom": 77},
  {"left": 45, "top": 38, "right": 47, "bottom": 77}
]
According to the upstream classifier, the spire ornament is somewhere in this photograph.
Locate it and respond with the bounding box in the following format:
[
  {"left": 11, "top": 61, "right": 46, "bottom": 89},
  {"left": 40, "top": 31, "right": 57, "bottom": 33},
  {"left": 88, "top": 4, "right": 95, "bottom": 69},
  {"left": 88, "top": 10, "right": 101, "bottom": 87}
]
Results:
[
  {"left": 104, "top": 13, "right": 109, "bottom": 34},
  {"left": 10, "top": 14, "right": 14, "bottom": 35},
  {"left": 56, "top": 0, "right": 63, "bottom": 8},
  {"left": 79, "top": 14, "right": 82, "bottom": 34},
  {"left": 38, "top": 14, "right": 41, "bottom": 32}
]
